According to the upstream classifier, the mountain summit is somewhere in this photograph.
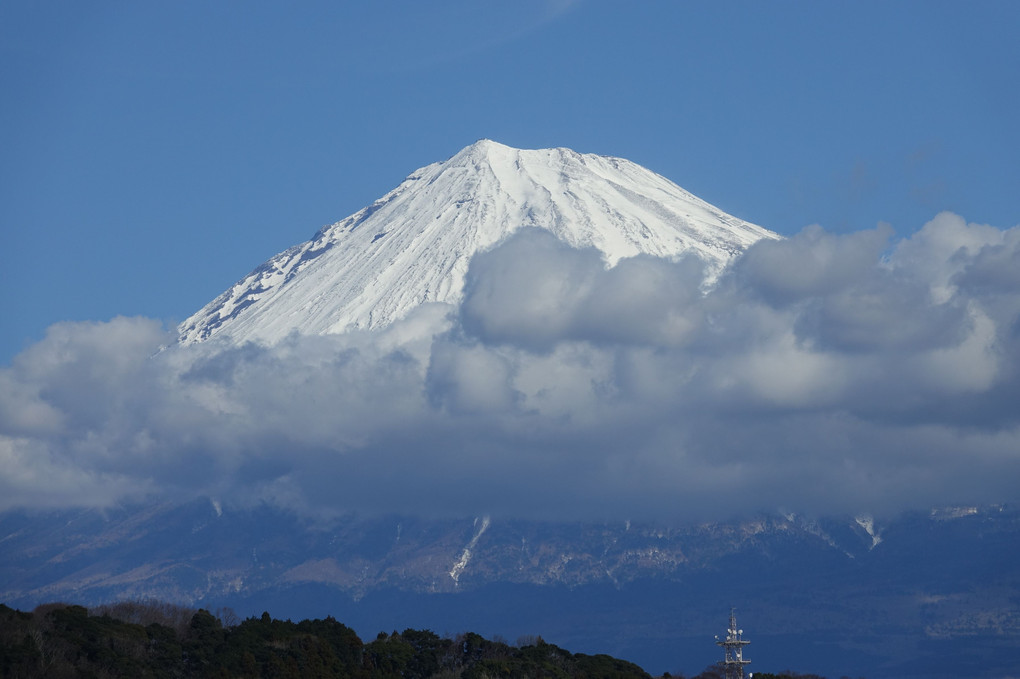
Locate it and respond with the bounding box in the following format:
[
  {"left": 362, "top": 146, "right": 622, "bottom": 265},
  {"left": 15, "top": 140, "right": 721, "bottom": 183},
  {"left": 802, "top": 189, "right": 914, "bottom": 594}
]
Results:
[{"left": 179, "top": 140, "right": 778, "bottom": 346}]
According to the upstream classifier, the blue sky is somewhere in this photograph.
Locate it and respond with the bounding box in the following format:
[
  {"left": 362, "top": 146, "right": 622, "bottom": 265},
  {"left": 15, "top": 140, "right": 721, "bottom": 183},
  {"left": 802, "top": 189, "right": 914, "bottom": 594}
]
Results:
[{"left": 2, "top": 1, "right": 1018, "bottom": 365}]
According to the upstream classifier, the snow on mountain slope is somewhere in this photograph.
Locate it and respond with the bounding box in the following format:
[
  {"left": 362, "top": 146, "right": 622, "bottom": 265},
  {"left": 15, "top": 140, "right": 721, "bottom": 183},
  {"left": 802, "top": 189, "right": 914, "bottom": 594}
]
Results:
[{"left": 178, "top": 140, "right": 779, "bottom": 346}]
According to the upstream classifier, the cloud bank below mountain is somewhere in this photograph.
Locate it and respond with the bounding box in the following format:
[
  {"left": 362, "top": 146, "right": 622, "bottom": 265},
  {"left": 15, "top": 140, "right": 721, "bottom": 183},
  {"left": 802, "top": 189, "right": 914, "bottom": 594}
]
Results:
[{"left": 2, "top": 212, "right": 1019, "bottom": 520}]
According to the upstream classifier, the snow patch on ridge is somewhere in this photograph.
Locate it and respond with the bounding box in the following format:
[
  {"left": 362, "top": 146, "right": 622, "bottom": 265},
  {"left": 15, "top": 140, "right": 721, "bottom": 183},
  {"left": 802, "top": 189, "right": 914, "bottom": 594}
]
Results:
[
  {"left": 855, "top": 514, "right": 883, "bottom": 549},
  {"left": 931, "top": 506, "right": 979, "bottom": 521},
  {"left": 449, "top": 515, "right": 491, "bottom": 584}
]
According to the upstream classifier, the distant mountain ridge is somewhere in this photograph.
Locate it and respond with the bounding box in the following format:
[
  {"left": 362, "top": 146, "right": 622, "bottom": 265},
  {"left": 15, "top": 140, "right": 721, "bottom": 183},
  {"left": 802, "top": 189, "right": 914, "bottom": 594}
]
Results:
[
  {"left": 1, "top": 501, "right": 1017, "bottom": 678},
  {"left": 178, "top": 140, "right": 778, "bottom": 346}
]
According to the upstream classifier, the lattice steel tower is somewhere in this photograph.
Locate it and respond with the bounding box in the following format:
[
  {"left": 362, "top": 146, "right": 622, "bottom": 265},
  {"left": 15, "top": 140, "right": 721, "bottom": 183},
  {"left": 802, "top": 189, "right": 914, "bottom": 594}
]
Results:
[{"left": 715, "top": 608, "right": 751, "bottom": 679}]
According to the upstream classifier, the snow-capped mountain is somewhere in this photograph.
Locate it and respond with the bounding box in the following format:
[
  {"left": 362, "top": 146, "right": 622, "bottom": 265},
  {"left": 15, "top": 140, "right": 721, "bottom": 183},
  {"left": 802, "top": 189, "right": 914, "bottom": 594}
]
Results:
[{"left": 179, "top": 140, "right": 778, "bottom": 346}]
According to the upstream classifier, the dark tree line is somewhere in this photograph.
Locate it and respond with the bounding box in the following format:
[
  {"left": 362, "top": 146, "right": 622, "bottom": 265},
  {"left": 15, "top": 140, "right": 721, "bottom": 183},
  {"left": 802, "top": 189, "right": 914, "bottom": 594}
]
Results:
[
  {"left": 0, "top": 601, "right": 852, "bottom": 679},
  {"left": 0, "top": 601, "right": 651, "bottom": 678}
]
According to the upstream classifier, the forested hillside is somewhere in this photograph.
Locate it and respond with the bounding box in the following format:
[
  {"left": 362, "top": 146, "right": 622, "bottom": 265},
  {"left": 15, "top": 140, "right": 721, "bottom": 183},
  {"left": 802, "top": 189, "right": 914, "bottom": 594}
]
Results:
[
  {"left": 0, "top": 601, "right": 653, "bottom": 678},
  {"left": 0, "top": 602, "right": 841, "bottom": 679}
]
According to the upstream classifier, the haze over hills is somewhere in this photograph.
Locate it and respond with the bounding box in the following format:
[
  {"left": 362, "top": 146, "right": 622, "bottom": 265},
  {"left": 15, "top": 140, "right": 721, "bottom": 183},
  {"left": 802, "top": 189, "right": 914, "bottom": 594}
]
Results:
[{"left": 179, "top": 140, "right": 778, "bottom": 346}]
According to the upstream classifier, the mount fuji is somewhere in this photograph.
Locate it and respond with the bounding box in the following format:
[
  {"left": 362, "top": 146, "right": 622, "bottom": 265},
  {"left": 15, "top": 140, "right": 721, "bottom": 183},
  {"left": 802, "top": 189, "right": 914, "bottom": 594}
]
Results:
[
  {"left": 178, "top": 140, "right": 778, "bottom": 346},
  {"left": 4, "top": 141, "right": 1019, "bottom": 679}
]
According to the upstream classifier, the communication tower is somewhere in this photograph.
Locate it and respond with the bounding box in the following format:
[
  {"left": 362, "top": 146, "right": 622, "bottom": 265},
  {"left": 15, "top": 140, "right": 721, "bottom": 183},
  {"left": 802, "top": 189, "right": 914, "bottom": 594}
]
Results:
[{"left": 714, "top": 608, "right": 750, "bottom": 679}]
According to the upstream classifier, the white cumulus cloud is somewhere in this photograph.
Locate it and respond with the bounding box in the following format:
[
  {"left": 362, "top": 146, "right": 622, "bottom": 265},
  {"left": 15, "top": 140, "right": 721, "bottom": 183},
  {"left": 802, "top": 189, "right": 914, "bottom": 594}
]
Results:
[{"left": 1, "top": 213, "right": 1019, "bottom": 521}]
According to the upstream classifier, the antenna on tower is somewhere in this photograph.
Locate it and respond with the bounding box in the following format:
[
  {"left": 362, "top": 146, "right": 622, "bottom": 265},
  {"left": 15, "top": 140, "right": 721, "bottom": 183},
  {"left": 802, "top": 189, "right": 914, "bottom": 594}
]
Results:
[{"left": 715, "top": 608, "right": 751, "bottom": 679}]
